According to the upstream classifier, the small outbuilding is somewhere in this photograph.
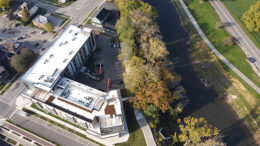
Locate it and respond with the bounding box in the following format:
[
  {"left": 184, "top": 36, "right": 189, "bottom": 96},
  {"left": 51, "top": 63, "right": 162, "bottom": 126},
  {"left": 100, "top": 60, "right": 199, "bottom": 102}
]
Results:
[
  {"left": 4, "top": 40, "right": 23, "bottom": 54},
  {"left": 92, "top": 8, "right": 111, "bottom": 28},
  {"left": 16, "top": 2, "right": 39, "bottom": 18},
  {"left": 32, "top": 15, "right": 48, "bottom": 28}
]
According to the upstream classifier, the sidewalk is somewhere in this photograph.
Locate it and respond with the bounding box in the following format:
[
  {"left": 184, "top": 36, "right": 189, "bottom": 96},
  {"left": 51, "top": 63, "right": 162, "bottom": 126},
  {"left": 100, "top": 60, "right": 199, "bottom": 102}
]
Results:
[
  {"left": 179, "top": 0, "right": 260, "bottom": 95},
  {"left": 134, "top": 110, "right": 156, "bottom": 146}
]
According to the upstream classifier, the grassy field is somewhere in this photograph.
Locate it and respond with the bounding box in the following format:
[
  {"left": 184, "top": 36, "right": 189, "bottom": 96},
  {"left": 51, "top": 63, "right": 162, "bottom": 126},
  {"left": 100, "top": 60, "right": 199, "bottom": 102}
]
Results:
[
  {"left": 174, "top": 0, "right": 260, "bottom": 137},
  {"left": 116, "top": 101, "right": 146, "bottom": 146},
  {"left": 184, "top": 0, "right": 260, "bottom": 90},
  {"left": 222, "top": 0, "right": 260, "bottom": 48}
]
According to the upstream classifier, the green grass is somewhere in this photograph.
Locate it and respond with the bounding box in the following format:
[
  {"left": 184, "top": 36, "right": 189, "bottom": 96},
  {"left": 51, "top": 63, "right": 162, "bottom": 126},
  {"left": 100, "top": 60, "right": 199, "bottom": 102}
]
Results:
[
  {"left": 22, "top": 108, "right": 103, "bottom": 146},
  {"left": 222, "top": 0, "right": 260, "bottom": 48},
  {"left": 0, "top": 134, "right": 6, "bottom": 140},
  {"left": 0, "top": 83, "right": 13, "bottom": 95},
  {"left": 184, "top": 0, "right": 260, "bottom": 91},
  {"left": 7, "top": 120, "right": 61, "bottom": 146},
  {"left": 116, "top": 102, "right": 146, "bottom": 146},
  {"left": 7, "top": 138, "right": 17, "bottom": 145}
]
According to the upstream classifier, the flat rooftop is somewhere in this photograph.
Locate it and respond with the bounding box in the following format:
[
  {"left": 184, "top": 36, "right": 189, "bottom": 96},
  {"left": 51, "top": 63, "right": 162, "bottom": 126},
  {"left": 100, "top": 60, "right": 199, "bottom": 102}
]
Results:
[
  {"left": 49, "top": 78, "right": 122, "bottom": 126},
  {"left": 21, "top": 25, "right": 92, "bottom": 92}
]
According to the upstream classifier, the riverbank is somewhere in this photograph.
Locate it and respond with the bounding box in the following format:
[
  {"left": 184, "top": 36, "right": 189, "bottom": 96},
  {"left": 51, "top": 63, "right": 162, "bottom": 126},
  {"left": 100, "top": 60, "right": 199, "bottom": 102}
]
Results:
[
  {"left": 173, "top": 0, "right": 260, "bottom": 144},
  {"left": 145, "top": 0, "right": 258, "bottom": 145}
]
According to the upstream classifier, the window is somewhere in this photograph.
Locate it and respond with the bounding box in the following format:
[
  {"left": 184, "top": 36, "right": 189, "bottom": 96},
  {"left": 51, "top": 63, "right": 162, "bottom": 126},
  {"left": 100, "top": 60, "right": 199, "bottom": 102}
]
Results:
[{"left": 90, "top": 32, "right": 95, "bottom": 47}]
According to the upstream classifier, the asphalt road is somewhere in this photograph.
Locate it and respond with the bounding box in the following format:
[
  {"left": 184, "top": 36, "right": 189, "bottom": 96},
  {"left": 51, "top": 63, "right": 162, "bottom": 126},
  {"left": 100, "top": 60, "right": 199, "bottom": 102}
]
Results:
[
  {"left": 0, "top": 81, "right": 24, "bottom": 119},
  {"left": 210, "top": 0, "right": 260, "bottom": 75},
  {"left": 27, "top": 0, "right": 105, "bottom": 25},
  {"left": 10, "top": 113, "right": 98, "bottom": 146}
]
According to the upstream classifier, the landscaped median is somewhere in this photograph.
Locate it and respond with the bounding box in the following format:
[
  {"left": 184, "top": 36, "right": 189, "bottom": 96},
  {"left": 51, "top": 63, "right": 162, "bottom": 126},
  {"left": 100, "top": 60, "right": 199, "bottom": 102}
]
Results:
[{"left": 183, "top": 0, "right": 260, "bottom": 90}]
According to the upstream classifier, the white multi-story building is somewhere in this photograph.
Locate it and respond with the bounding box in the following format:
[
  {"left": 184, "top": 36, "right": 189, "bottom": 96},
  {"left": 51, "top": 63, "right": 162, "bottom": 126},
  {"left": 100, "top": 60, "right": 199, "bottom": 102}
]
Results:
[{"left": 21, "top": 25, "right": 125, "bottom": 138}]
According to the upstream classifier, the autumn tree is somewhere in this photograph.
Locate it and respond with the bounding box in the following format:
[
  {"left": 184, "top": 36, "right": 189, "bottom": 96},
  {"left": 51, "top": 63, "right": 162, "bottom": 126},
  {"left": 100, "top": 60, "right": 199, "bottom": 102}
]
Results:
[
  {"left": 179, "top": 116, "right": 220, "bottom": 145},
  {"left": 115, "top": 0, "right": 184, "bottom": 115},
  {"left": 134, "top": 81, "right": 175, "bottom": 113},
  {"left": 143, "top": 105, "right": 160, "bottom": 128},
  {"left": 241, "top": 1, "right": 260, "bottom": 32},
  {"left": 43, "top": 22, "right": 54, "bottom": 32},
  {"left": 0, "top": 0, "right": 11, "bottom": 10},
  {"left": 11, "top": 48, "right": 37, "bottom": 73},
  {"left": 21, "top": 8, "right": 30, "bottom": 23}
]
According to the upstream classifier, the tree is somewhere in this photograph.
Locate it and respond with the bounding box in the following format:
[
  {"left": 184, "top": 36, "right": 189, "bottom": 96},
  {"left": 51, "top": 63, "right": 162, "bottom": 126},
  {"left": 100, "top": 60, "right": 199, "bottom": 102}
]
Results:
[
  {"left": 11, "top": 48, "right": 37, "bottom": 73},
  {"left": 134, "top": 81, "right": 175, "bottom": 113},
  {"left": 179, "top": 116, "right": 219, "bottom": 145},
  {"left": 200, "top": 136, "right": 226, "bottom": 146},
  {"left": 0, "top": 0, "right": 11, "bottom": 10},
  {"left": 241, "top": 1, "right": 260, "bottom": 32},
  {"left": 43, "top": 22, "right": 54, "bottom": 32},
  {"left": 21, "top": 8, "right": 30, "bottom": 23},
  {"left": 143, "top": 105, "right": 160, "bottom": 128}
]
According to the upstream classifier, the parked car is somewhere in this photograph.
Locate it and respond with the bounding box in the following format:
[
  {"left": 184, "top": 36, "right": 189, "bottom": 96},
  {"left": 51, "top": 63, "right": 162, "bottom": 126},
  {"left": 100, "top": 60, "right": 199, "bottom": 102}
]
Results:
[
  {"left": 40, "top": 30, "right": 46, "bottom": 34},
  {"left": 111, "top": 44, "right": 119, "bottom": 48},
  {"left": 17, "top": 36, "right": 25, "bottom": 40},
  {"left": 13, "top": 23, "right": 20, "bottom": 27},
  {"left": 248, "top": 57, "right": 256, "bottom": 63}
]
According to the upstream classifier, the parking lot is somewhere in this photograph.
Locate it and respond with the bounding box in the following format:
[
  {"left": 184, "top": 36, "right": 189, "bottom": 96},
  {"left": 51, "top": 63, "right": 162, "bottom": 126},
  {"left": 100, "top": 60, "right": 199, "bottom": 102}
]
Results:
[
  {"left": 75, "top": 34, "right": 124, "bottom": 91},
  {"left": 0, "top": 17, "right": 53, "bottom": 53}
]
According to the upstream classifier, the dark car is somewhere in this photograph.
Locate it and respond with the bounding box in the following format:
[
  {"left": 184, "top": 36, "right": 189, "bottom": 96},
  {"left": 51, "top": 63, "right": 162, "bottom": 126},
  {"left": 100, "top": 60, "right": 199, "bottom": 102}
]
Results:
[
  {"left": 17, "top": 36, "right": 25, "bottom": 40},
  {"left": 248, "top": 57, "right": 256, "bottom": 63}
]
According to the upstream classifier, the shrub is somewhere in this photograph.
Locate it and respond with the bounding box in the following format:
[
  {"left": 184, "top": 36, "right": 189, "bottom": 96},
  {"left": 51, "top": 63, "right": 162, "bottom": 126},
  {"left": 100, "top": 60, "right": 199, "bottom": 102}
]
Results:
[
  {"left": 216, "top": 21, "right": 225, "bottom": 29},
  {"left": 43, "top": 22, "right": 54, "bottom": 32},
  {"left": 222, "top": 36, "right": 235, "bottom": 46}
]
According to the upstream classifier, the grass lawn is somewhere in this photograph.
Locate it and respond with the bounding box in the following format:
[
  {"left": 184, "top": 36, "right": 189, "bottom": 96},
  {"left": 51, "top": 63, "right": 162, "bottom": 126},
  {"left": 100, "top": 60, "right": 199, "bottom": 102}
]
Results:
[
  {"left": 184, "top": 0, "right": 260, "bottom": 90},
  {"left": 7, "top": 138, "right": 17, "bottom": 145},
  {"left": 116, "top": 101, "right": 146, "bottom": 146},
  {"left": 222, "top": 0, "right": 260, "bottom": 48}
]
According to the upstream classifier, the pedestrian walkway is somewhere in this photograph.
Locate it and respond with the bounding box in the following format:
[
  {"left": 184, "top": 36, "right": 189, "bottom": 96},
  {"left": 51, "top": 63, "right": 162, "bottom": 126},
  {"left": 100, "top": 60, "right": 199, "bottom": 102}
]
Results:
[
  {"left": 1, "top": 121, "right": 55, "bottom": 146},
  {"left": 134, "top": 110, "right": 156, "bottom": 146},
  {"left": 179, "top": 0, "right": 260, "bottom": 95}
]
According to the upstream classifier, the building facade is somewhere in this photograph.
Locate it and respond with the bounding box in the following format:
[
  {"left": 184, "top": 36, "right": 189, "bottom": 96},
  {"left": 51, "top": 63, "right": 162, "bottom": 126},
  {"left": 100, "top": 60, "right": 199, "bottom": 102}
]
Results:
[{"left": 21, "top": 25, "right": 125, "bottom": 138}]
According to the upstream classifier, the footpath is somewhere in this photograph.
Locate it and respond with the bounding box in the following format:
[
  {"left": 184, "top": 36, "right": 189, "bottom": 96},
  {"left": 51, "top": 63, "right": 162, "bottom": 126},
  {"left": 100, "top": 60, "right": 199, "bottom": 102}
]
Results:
[{"left": 179, "top": 0, "right": 260, "bottom": 95}]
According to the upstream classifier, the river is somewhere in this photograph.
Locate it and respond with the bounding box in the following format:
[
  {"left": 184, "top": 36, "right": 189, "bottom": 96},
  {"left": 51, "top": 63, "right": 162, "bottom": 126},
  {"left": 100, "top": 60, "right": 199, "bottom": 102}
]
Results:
[{"left": 144, "top": 0, "right": 255, "bottom": 145}]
